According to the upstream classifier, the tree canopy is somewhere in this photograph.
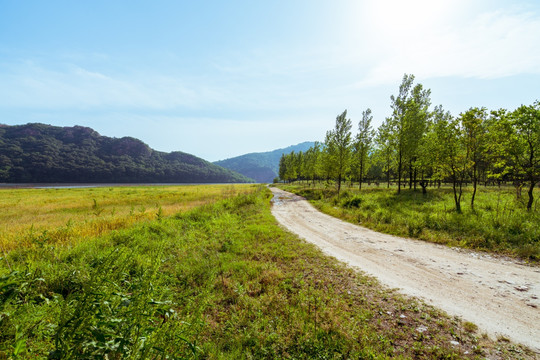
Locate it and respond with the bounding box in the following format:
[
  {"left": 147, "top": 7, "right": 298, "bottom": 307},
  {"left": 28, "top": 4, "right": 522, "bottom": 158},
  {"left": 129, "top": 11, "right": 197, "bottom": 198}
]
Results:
[{"left": 278, "top": 74, "right": 539, "bottom": 212}]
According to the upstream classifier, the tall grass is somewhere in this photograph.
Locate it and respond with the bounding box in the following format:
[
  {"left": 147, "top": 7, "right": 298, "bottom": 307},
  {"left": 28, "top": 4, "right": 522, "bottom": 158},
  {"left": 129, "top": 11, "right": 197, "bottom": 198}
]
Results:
[
  {"left": 0, "top": 184, "right": 251, "bottom": 252},
  {"left": 0, "top": 186, "right": 535, "bottom": 358},
  {"left": 280, "top": 183, "right": 540, "bottom": 261}
]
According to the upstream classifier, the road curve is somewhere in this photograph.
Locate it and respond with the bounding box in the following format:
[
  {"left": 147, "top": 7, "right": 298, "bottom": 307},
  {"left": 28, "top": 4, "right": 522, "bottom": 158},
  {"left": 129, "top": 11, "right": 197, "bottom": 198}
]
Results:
[{"left": 270, "top": 187, "right": 540, "bottom": 353}]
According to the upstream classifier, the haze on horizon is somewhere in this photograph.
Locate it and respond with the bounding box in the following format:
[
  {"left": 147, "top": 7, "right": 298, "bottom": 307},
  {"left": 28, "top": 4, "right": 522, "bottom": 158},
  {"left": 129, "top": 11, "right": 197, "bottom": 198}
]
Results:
[{"left": 1, "top": 0, "right": 539, "bottom": 161}]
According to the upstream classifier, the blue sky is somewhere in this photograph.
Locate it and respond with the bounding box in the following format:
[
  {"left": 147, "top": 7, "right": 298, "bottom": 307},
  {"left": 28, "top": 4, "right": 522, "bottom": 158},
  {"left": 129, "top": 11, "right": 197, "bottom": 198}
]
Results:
[{"left": 1, "top": 0, "right": 539, "bottom": 161}]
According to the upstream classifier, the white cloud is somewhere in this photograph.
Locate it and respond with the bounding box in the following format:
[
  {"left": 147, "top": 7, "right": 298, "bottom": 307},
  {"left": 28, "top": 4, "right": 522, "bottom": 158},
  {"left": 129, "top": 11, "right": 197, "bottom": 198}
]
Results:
[
  {"left": 0, "top": 57, "right": 342, "bottom": 114},
  {"left": 354, "top": 1, "right": 540, "bottom": 86},
  {"left": 0, "top": 62, "right": 231, "bottom": 110}
]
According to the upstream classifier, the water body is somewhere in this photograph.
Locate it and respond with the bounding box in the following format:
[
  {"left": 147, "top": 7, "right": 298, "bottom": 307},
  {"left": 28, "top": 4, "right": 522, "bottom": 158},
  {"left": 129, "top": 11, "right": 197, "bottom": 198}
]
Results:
[{"left": 0, "top": 183, "right": 246, "bottom": 189}]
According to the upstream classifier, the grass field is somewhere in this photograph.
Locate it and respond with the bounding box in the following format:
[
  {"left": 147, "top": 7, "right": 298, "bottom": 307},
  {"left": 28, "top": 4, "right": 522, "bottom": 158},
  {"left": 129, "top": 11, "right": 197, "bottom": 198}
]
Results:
[
  {"left": 0, "top": 185, "right": 536, "bottom": 358},
  {"left": 0, "top": 184, "right": 252, "bottom": 253},
  {"left": 278, "top": 182, "right": 540, "bottom": 262}
]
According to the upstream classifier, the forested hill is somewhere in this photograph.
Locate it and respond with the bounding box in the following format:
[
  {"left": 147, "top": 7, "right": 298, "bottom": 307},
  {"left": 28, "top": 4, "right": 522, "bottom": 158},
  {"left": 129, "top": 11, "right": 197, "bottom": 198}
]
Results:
[
  {"left": 214, "top": 142, "right": 315, "bottom": 183},
  {"left": 0, "top": 123, "right": 253, "bottom": 183}
]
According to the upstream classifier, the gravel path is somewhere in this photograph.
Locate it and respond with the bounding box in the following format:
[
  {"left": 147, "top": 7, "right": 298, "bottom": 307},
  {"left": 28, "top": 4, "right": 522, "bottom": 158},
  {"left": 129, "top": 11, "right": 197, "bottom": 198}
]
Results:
[{"left": 270, "top": 187, "right": 540, "bottom": 353}]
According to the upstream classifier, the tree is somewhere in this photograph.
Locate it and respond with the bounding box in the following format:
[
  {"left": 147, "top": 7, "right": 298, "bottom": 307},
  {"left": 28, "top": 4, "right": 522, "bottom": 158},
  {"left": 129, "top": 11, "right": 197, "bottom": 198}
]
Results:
[
  {"left": 486, "top": 104, "right": 539, "bottom": 210},
  {"left": 389, "top": 74, "right": 414, "bottom": 193},
  {"left": 324, "top": 110, "right": 353, "bottom": 196},
  {"left": 459, "top": 107, "right": 487, "bottom": 210},
  {"left": 375, "top": 118, "right": 395, "bottom": 188},
  {"left": 404, "top": 82, "right": 431, "bottom": 190},
  {"left": 431, "top": 106, "right": 468, "bottom": 212},
  {"left": 512, "top": 102, "right": 540, "bottom": 211},
  {"left": 278, "top": 154, "right": 287, "bottom": 181},
  {"left": 388, "top": 74, "right": 431, "bottom": 193},
  {"left": 353, "top": 108, "right": 374, "bottom": 189},
  {"left": 295, "top": 151, "right": 305, "bottom": 182},
  {"left": 415, "top": 117, "right": 436, "bottom": 194},
  {"left": 304, "top": 142, "right": 322, "bottom": 185},
  {"left": 485, "top": 109, "right": 512, "bottom": 185},
  {"left": 278, "top": 152, "right": 298, "bottom": 182}
]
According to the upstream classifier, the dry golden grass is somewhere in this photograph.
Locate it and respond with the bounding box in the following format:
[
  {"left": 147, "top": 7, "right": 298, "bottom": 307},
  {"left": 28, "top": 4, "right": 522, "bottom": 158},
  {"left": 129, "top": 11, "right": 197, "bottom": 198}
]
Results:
[{"left": 0, "top": 184, "right": 255, "bottom": 252}]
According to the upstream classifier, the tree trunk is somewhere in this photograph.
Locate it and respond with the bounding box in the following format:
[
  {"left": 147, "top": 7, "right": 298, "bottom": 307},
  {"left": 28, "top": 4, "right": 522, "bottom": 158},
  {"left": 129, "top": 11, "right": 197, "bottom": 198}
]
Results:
[
  {"left": 515, "top": 181, "right": 523, "bottom": 200},
  {"left": 452, "top": 173, "right": 462, "bottom": 213},
  {"left": 397, "top": 151, "right": 402, "bottom": 194},
  {"left": 409, "top": 159, "right": 413, "bottom": 190},
  {"left": 458, "top": 181, "right": 463, "bottom": 212},
  {"left": 420, "top": 180, "right": 428, "bottom": 195},
  {"left": 337, "top": 173, "right": 342, "bottom": 198},
  {"left": 359, "top": 162, "right": 363, "bottom": 190},
  {"left": 527, "top": 180, "right": 536, "bottom": 211},
  {"left": 471, "top": 178, "right": 477, "bottom": 210},
  {"left": 471, "top": 164, "right": 477, "bottom": 210}
]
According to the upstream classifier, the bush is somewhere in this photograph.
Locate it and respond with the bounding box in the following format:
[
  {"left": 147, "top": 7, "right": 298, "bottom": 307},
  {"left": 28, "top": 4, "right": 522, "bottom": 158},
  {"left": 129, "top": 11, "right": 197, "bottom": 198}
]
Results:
[{"left": 342, "top": 196, "right": 363, "bottom": 208}]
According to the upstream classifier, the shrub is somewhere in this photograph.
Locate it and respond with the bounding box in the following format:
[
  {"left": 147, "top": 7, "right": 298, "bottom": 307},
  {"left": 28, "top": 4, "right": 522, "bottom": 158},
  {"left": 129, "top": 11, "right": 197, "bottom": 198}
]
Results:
[{"left": 342, "top": 196, "right": 363, "bottom": 208}]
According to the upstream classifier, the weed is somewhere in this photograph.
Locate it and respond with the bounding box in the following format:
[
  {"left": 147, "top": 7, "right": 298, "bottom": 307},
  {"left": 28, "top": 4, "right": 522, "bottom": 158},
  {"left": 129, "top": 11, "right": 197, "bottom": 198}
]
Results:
[
  {"left": 92, "top": 199, "right": 104, "bottom": 216},
  {"left": 463, "top": 321, "right": 478, "bottom": 333},
  {"left": 156, "top": 206, "right": 163, "bottom": 221},
  {"left": 342, "top": 195, "right": 363, "bottom": 208}
]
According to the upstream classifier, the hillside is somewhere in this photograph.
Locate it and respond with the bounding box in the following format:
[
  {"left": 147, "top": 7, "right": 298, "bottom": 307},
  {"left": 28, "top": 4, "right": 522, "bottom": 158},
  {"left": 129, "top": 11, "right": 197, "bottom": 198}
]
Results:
[
  {"left": 214, "top": 141, "right": 315, "bottom": 183},
  {"left": 0, "top": 123, "right": 252, "bottom": 183}
]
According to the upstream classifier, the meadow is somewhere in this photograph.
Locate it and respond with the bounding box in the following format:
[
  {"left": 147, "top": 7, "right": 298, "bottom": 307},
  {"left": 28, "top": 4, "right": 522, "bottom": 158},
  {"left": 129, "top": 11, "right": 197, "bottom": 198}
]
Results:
[
  {"left": 0, "top": 184, "right": 248, "bottom": 253},
  {"left": 278, "top": 182, "right": 540, "bottom": 261},
  {"left": 0, "top": 184, "right": 535, "bottom": 358}
]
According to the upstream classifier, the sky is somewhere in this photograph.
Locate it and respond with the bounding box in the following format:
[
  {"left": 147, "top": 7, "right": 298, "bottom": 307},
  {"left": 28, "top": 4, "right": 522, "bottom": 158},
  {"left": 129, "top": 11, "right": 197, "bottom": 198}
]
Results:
[{"left": 1, "top": 0, "right": 539, "bottom": 161}]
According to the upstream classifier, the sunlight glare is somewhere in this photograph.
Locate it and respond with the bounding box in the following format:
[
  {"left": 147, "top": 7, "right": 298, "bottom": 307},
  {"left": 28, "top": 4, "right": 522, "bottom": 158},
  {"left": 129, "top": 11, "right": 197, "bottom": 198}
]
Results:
[{"left": 367, "top": 0, "right": 457, "bottom": 42}]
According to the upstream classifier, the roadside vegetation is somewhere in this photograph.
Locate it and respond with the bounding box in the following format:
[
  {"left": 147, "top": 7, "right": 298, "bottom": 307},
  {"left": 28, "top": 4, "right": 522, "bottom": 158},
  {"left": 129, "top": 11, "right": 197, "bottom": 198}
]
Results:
[
  {"left": 278, "top": 183, "right": 540, "bottom": 261},
  {"left": 1, "top": 185, "right": 535, "bottom": 358}
]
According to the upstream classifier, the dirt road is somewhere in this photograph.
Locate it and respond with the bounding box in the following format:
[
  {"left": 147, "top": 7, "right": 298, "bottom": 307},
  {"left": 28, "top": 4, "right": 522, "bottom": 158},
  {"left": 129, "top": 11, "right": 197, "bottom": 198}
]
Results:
[{"left": 270, "top": 187, "right": 540, "bottom": 353}]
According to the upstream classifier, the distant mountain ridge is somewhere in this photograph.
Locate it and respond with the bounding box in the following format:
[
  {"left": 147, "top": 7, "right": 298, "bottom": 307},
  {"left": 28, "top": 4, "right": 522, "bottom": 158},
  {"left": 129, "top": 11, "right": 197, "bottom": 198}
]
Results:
[
  {"left": 214, "top": 141, "right": 315, "bottom": 183},
  {"left": 0, "top": 123, "right": 252, "bottom": 183}
]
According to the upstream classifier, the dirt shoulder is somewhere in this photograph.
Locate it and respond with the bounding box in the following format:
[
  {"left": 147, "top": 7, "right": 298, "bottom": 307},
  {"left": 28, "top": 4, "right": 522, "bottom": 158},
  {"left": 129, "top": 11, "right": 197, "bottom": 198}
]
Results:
[{"left": 270, "top": 187, "right": 540, "bottom": 353}]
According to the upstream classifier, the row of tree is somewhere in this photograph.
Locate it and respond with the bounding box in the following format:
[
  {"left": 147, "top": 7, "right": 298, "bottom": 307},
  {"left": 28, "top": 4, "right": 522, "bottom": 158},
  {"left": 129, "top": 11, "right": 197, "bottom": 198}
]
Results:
[{"left": 278, "top": 74, "right": 539, "bottom": 212}]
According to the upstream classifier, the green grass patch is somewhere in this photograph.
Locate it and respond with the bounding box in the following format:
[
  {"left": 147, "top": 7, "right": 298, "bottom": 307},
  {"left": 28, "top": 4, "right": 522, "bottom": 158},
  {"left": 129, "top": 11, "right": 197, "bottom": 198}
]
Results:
[
  {"left": 279, "top": 183, "right": 540, "bottom": 262},
  {"left": 0, "top": 186, "right": 535, "bottom": 358}
]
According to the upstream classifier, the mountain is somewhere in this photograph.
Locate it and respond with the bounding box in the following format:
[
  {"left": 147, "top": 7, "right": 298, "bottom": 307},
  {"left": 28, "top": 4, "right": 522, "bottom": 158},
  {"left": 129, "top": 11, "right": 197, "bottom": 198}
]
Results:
[
  {"left": 214, "top": 141, "right": 315, "bottom": 183},
  {"left": 0, "top": 123, "right": 252, "bottom": 183}
]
